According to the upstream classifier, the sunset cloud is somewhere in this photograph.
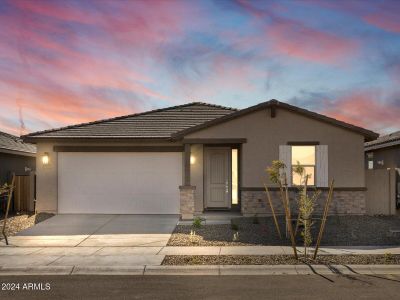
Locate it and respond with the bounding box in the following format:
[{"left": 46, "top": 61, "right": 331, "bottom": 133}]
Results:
[
  {"left": 321, "top": 92, "right": 400, "bottom": 133},
  {"left": 0, "top": 0, "right": 399, "bottom": 135},
  {"left": 266, "top": 19, "right": 358, "bottom": 64}
]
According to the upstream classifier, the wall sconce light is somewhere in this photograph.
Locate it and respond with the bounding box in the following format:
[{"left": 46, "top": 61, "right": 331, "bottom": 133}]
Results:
[
  {"left": 42, "top": 152, "right": 49, "bottom": 165},
  {"left": 190, "top": 155, "right": 196, "bottom": 165}
]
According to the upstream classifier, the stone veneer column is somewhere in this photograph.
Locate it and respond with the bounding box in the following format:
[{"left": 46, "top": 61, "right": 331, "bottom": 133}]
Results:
[{"left": 179, "top": 185, "right": 196, "bottom": 220}]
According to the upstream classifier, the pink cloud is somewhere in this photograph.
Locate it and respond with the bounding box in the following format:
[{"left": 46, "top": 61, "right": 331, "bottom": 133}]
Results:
[
  {"left": 0, "top": 118, "right": 21, "bottom": 136},
  {"left": 364, "top": 13, "right": 400, "bottom": 33},
  {"left": 0, "top": 77, "right": 137, "bottom": 132},
  {"left": 266, "top": 19, "right": 358, "bottom": 64},
  {"left": 236, "top": 1, "right": 359, "bottom": 64},
  {"left": 321, "top": 91, "right": 400, "bottom": 132}
]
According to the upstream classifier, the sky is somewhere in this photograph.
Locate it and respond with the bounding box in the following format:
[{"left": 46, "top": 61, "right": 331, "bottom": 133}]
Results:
[{"left": 0, "top": 0, "right": 399, "bottom": 137}]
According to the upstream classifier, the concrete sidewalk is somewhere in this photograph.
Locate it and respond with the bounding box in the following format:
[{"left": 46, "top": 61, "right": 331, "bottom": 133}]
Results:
[
  {"left": 0, "top": 264, "right": 399, "bottom": 276},
  {"left": 2, "top": 245, "right": 399, "bottom": 256},
  {"left": 0, "top": 245, "right": 398, "bottom": 272}
]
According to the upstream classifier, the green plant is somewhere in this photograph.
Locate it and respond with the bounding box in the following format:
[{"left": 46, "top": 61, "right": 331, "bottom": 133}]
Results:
[
  {"left": 192, "top": 217, "right": 202, "bottom": 229},
  {"left": 293, "top": 162, "right": 320, "bottom": 257},
  {"left": 384, "top": 252, "right": 393, "bottom": 263},
  {"left": 265, "top": 160, "right": 286, "bottom": 184},
  {"left": 231, "top": 223, "right": 239, "bottom": 231}
]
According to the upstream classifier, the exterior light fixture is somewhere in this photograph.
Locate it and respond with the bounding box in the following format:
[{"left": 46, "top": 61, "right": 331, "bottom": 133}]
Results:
[
  {"left": 42, "top": 152, "right": 49, "bottom": 165},
  {"left": 190, "top": 155, "right": 196, "bottom": 165}
]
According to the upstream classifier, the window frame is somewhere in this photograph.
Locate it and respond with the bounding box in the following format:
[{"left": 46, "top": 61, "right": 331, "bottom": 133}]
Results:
[{"left": 290, "top": 145, "right": 317, "bottom": 186}]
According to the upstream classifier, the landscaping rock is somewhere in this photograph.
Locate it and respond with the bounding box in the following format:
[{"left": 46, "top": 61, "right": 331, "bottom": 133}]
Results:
[
  {"left": 0, "top": 212, "right": 54, "bottom": 240},
  {"left": 168, "top": 215, "right": 400, "bottom": 246},
  {"left": 162, "top": 254, "right": 400, "bottom": 265}
]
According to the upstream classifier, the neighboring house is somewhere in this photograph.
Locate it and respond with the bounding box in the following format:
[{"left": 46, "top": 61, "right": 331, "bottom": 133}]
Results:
[
  {"left": 365, "top": 131, "right": 400, "bottom": 170},
  {"left": 0, "top": 131, "right": 36, "bottom": 184},
  {"left": 365, "top": 131, "right": 400, "bottom": 211},
  {"left": 23, "top": 100, "right": 378, "bottom": 219}
]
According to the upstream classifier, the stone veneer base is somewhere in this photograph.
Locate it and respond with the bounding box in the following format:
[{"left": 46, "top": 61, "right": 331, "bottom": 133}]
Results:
[
  {"left": 241, "top": 190, "right": 366, "bottom": 216},
  {"left": 179, "top": 186, "right": 196, "bottom": 220}
]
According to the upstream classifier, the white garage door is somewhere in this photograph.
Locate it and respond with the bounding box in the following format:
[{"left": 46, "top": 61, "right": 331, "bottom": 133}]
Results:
[{"left": 58, "top": 152, "right": 182, "bottom": 214}]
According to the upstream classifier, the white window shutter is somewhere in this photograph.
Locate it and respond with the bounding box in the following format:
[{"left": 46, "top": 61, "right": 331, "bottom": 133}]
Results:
[
  {"left": 279, "top": 145, "right": 292, "bottom": 186},
  {"left": 316, "top": 145, "right": 328, "bottom": 187}
]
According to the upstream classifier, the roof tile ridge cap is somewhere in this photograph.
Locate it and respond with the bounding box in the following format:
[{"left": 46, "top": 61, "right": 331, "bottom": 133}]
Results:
[
  {"left": 0, "top": 131, "right": 20, "bottom": 140},
  {"left": 22, "top": 102, "right": 203, "bottom": 138},
  {"left": 186, "top": 101, "right": 238, "bottom": 111}
]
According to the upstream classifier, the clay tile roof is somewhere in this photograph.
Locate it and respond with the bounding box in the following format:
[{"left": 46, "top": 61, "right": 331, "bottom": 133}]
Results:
[
  {"left": 365, "top": 130, "right": 400, "bottom": 151},
  {"left": 0, "top": 131, "right": 36, "bottom": 154}
]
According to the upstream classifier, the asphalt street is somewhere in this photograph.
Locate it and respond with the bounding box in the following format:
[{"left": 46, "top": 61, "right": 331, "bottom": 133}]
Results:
[{"left": 0, "top": 274, "right": 400, "bottom": 300}]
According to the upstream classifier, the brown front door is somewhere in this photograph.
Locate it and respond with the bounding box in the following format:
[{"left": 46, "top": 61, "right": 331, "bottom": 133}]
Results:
[{"left": 204, "top": 147, "right": 231, "bottom": 209}]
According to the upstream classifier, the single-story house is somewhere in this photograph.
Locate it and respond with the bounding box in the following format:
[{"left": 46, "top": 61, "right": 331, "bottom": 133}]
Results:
[
  {"left": 365, "top": 131, "right": 400, "bottom": 210},
  {"left": 23, "top": 100, "right": 378, "bottom": 219},
  {"left": 0, "top": 131, "right": 36, "bottom": 184},
  {"left": 365, "top": 131, "right": 400, "bottom": 170}
]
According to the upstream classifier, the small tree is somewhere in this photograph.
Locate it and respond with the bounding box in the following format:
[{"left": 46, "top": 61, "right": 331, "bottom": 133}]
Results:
[
  {"left": 293, "top": 163, "right": 320, "bottom": 258},
  {"left": 266, "top": 161, "right": 298, "bottom": 259},
  {"left": 266, "top": 161, "right": 334, "bottom": 260}
]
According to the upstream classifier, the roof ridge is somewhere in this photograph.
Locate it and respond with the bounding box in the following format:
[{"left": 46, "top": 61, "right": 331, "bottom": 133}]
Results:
[
  {"left": 185, "top": 101, "right": 238, "bottom": 111},
  {"left": 0, "top": 130, "right": 20, "bottom": 140},
  {"left": 23, "top": 102, "right": 236, "bottom": 138}
]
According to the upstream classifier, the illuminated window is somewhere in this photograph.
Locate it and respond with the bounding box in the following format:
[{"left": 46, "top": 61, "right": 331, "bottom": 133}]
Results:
[
  {"left": 232, "top": 149, "right": 238, "bottom": 205},
  {"left": 291, "top": 146, "right": 315, "bottom": 185}
]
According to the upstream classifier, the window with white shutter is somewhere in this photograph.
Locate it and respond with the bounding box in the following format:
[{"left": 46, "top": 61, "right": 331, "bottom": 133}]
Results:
[
  {"left": 316, "top": 145, "right": 328, "bottom": 187},
  {"left": 280, "top": 144, "right": 328, "bottom": 187},
  {"left": 279, "top": 145, "right": 292, "bottom": 186}
]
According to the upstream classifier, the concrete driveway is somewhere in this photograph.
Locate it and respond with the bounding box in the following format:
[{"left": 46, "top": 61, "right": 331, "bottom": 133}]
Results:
[{"left": 1, "top": 214, "right": 179, "bottom": 247}]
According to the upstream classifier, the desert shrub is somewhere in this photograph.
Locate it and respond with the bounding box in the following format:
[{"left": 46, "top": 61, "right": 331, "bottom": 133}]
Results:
[{"left": 192, "top": 217, "right": 202, "bottom": 229}]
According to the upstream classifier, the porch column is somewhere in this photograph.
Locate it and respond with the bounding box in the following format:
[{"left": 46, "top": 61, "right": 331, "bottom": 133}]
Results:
[
  {"left": 179, "top": 185, "right": 196, "bottom": 220},
  {"left": 180, "top": 144, "right": 195, "bottom": 219}
]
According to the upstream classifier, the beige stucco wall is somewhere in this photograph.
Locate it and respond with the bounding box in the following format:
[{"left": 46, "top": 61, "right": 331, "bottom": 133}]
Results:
[
  {"left": 34, "top": 108, "right": 367, "bottom": 215},
  {"left": 190, "top": 144, "right": 204, "bottom": 213},
  {"left": 36, "top": 142, "right": 58, "bottom": 213},
  {"left": 35, "top": 140, "right": 183, "bottom": 214},
  {"left": 186, "top": 108, "right": 366, "bottom": 188}
]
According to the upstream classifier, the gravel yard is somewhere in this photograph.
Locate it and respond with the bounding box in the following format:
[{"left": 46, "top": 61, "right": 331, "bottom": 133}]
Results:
[
  {"left": 162, "top": 254, "right": 400, "bottom": 265},
  {"left": 0, "top": 212, "right": 54, "bottom": 239},
  {"left": 168, "top": 215, "right": 400, "bottom": 246}
]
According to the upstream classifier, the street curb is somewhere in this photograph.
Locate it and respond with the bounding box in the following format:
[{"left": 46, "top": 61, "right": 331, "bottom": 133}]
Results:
[
  {"left": 0, "top": 266, "right": 73, "bottom": 275},
  {"left": 72, "top": 266, "right": 145, "bottom": 275},
  {"left": 0, "top": 265, "right": 399, "bottom": 276},
  {"left": 145, "top": 265, "right": 220, "bottom": 275}
]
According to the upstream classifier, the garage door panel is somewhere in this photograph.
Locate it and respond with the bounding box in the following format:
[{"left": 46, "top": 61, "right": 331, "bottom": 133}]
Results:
[{"left": 58, "top": 152, "right": 182, "bottom": 214}]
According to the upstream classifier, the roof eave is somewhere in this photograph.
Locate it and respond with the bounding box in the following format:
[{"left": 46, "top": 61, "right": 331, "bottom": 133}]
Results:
[
  {"left": 172, "top": 100, "right": 379, "bottom": 141},
  {"left": 0, "top": 148, "right": 36, "bottom": 157},
  {"left": 365, "top": 139, "right": 400, "bottom": 152},
  {"left": 22, "top": 136, "right": 174, "bottom": 144}
]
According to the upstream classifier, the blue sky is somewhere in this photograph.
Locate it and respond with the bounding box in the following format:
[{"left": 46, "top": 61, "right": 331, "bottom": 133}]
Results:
[{"left": 0, "top": 0, "right": 399, "bottom": 136}]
